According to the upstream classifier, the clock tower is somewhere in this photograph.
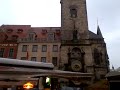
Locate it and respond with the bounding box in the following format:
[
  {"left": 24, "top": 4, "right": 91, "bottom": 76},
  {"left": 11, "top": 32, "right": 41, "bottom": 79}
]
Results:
[
  {"left": 60, "top": 0, "right": 90, "bottom": 72},
  {"left": 60, "top": 0, "right": 109, "bottom": 81}
]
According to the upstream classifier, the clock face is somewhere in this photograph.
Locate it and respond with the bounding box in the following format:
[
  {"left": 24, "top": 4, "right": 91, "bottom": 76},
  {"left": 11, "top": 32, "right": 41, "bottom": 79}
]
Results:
[{"left": 71, "top": 60, "right": 82, "bottom": 72}]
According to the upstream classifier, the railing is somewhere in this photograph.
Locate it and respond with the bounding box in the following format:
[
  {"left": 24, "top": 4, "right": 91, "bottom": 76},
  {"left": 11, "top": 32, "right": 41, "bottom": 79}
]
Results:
[{"left": 18, "top": 38, "right": 60, "bottom": 43}]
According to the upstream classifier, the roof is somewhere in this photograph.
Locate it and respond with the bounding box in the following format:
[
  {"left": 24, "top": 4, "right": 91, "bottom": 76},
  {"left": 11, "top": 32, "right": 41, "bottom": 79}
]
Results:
[
  {"left": 0, "top": 25, "right": 61, "bottom": 42},
  {"left": 106, "top": 71, "right": 120, "bottom": 77},
  {"left": 97, "top": 25, "right": 103, "bottom": 38},
  {"left": 0, "top": 25, "right": 105, "bottom": 41},
  {"left": 0, "top": 25, "right": 31, "bottom": 40},
  {"left": 89, "top": 30, "right": 104, "bottom": 39},
  {"left": 30, "top": 27, "right": 61, "bottom": 39}
]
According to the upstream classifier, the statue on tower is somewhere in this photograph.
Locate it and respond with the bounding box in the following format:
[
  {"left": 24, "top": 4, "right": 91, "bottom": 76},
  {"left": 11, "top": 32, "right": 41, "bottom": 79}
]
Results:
[
  {"left": 73, "top": 29, "right": 78, "bottom": 40},
  {"left": 72, "top": 20, "right": 78, "bottom": 41}
]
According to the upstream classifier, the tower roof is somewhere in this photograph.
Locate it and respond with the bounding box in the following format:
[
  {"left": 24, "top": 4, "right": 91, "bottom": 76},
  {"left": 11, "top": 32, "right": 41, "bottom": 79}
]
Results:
[{"left": 97, "top": 25, "right": 103, "bottom": 38}]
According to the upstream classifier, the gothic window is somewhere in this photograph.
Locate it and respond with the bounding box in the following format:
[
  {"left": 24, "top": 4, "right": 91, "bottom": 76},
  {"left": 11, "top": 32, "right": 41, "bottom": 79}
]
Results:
[
  {"left": 94, "top": 48, "right": 102, "bottom": 65},
  {"left": 70, "top": 8, "right": 77, "bottom": 18}
]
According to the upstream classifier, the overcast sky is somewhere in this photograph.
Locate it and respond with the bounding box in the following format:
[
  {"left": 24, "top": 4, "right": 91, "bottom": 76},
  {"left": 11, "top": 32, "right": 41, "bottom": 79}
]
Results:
[{"left": 0, "top": 0, "right": 120, "bottom": 69}]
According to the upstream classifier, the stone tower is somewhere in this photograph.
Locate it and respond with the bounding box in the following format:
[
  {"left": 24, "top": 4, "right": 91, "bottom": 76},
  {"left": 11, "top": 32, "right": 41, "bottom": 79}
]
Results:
[
  {"left": 61, "top": 0, "right": 89, "bottom": 39},
  {"left": 60, "top": 0, "right": 109, "bottom": 81}
]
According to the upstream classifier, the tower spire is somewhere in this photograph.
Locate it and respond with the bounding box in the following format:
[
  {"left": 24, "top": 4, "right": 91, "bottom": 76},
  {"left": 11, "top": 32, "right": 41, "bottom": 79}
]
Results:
[
  {"left": 97, "top": 19, "right": 103, "bottom": 38},
  {"left": 97, "top": 25, "right": 103, "bottom": 38}
]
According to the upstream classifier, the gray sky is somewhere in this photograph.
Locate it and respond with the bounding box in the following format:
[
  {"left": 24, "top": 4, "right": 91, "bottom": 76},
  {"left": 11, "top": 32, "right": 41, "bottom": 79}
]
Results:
[{"left": 0, "top": 0, "right": 120, "bottom": 69}]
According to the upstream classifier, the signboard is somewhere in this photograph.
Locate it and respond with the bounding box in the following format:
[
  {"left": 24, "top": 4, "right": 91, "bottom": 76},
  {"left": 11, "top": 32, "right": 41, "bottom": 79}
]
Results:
[{"left": 0, "top": 44, "right": 17, "bottom": 47}]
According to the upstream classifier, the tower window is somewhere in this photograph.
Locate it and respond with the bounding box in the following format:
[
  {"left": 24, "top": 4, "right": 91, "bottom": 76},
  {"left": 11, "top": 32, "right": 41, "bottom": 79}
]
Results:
[
  {"left": 70, "top": 8, "right": 77, "bottom": 18},
  {"left": 94, "top": 48, "right": 102, "bottom": 65}
]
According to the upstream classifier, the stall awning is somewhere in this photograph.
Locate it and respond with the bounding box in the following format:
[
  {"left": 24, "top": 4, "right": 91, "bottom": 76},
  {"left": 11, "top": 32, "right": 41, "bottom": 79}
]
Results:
[{"left": 0, "top": 67, "right": 93, "bottom": 80}]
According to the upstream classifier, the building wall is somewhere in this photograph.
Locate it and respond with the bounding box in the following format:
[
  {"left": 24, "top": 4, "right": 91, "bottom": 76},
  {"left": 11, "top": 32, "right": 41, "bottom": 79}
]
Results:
[
  {"left": 0, "top": 43, "right": 18, "bottom": 59},
  {"left": 0, "top": 25, "right": 31, "bottom": 59},
  {"left": 17, "top": 43, "right": 61, "bottom": 68}
]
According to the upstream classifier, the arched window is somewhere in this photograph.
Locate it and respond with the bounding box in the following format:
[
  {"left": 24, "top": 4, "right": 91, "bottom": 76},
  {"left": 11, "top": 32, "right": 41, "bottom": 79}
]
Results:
[
  {"left": 70, "top": 8, "right": 77, "bottom": 18},
  {"left": 94, "top": 48, "right": 102, "bottom": 65}
]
